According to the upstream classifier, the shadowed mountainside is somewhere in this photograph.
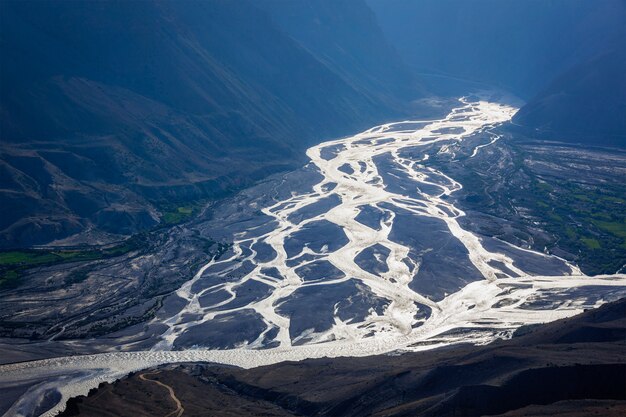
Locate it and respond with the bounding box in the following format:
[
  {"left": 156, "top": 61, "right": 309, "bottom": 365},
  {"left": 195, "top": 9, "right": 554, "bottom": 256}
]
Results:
[
  {"left": 512, "top": 45, "right": 626, "bottom": 148},
  {"left": 368, "top": 0, "right": 626, "bottom": 148},
  {"left": 61, "top": 298, "right": 626, "bottom": 417},
  {"left": 259, "top": 0, "right": 422, "bottom": 107},
  {"left": 0, "top": 0, "right": 418, "bottom": 248},
  {"left": 368, "top": 0, "right": 626, "bottom": 98}
]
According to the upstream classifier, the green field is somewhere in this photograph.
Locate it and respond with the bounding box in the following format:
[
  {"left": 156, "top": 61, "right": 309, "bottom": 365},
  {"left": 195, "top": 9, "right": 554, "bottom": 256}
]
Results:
[
  {"left": 158, "top": 200, "right": 207, "bottom": 225},
  {"left": 519, "top": 177, "right": 626, "bottom": 274},
  {"left": 581, "top": 238, "right": 601, "bottom": 250},
  {"left": 593, "top": 220, "right": 626, "bottom": 239}
]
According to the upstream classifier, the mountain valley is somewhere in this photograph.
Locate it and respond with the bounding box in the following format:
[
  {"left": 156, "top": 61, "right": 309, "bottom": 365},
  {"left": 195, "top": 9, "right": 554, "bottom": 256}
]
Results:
[{"left": 1, "top": 2, "right": 625, "bottom": 417}]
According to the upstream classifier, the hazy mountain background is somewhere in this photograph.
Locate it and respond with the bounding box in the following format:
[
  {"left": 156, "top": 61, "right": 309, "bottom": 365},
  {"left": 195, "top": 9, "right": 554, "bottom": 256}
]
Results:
[
  {"left": 367, "top": 0, "right": 625, "bottom": 95},
  {"left": 1, "top": 0, "right": 625, "bottom": 248},
  {"left": 368, "top": 0, "right": 626, "bottom": 146}
]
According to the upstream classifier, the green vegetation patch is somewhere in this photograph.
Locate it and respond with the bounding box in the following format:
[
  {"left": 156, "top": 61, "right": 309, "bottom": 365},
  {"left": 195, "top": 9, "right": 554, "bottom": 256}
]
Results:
[
  {"left": 158, "top": 200, "right": 207, "bottom": 226},
  {"left": 509, "top": 153, "right": 626, "bottom": 274},
  {"left": 440, "top": 140, "right": 626, "bottom": 275},
  {"left": 593, "top": 220, "right": 626, "bottom": 239},
  {"left": 0, "top": 235, "right": 147, "bottom": 289},
  {"left": 0, "top": 251, "right": 59, "bottom": 266},
  {"left": 581, "top": 238, "right": 601, "bottom": 249}
]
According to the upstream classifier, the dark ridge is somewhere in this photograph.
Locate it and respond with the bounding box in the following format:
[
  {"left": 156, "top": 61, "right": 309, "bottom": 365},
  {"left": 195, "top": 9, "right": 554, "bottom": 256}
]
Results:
[{"left": 426, "top": 365, "right": 626, "bottom": 417}]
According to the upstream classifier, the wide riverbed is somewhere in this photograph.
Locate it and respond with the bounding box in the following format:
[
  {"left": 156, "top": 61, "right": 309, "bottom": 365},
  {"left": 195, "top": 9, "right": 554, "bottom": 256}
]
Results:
[{"left": 2, "top": 94, "right": 626, "bottom": 417}]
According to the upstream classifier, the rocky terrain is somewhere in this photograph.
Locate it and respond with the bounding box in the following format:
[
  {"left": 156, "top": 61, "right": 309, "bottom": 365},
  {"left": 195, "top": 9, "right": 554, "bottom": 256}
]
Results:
[
  {"left": 59, "top": 298, "right": 626, "bottom": 417},
  {"left": 430, "top": 129, "right": 626, "bottom": 275}
]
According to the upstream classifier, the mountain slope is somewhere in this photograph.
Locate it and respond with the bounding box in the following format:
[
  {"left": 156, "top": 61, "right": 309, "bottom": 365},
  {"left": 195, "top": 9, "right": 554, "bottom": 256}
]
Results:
[
  {"left": 259, "top": 0, "right": 422, "bottom": 108},
  {"left": 512, "top": 45, "right": 626, "bottom": 148},
  {"left": 368, "top": 0, "right": 626, "bottom": 147},
  {"left": 0, "top": 0, "right": 416, "bottom": 248},
  {"left": 367, "top": 0, "right": 626, "bottom": 99}
]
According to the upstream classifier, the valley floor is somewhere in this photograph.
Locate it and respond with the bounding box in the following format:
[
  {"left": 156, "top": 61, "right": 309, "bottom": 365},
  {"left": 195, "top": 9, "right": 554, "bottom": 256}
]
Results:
[{"left": 1, "top": 92, "right": 625, "bottom": 417}]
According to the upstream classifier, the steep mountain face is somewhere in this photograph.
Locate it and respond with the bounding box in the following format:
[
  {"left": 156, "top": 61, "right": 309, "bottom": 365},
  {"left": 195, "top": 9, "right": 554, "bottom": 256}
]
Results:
[
  {"left": 368, "top": 0, "right": 626, "bottom": 99},
  {"left": 513, "top": 45, "right": 626, "bottom": 148},
  {"left": 0, "top": 0, "right": 416, "bottom": 248},
  {"left": 259, "top": 0, "right": 422, "bottom": 108}
]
